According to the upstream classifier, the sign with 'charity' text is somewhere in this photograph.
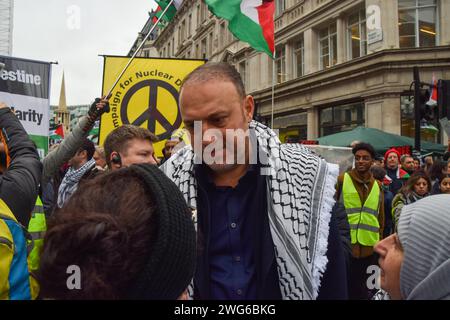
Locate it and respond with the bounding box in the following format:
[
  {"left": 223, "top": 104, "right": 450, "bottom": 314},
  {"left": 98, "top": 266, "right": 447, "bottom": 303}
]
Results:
[{"left": 0, "top": 55, "right": 51, "bottom": 157}]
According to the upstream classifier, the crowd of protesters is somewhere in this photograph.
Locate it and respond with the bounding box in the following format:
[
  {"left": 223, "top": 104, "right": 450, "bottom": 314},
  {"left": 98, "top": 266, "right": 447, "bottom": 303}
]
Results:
[{"left": 1, "top": 62, "right": 449, "bottom": 301}]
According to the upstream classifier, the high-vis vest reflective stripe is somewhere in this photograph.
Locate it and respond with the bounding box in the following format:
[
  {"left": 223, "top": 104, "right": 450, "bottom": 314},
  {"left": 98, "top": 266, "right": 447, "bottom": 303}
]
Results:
[
  {"left": 342, "top": 173, "right": 381, "bottom": 246},
  {"left": 0, "top": 198, "right": 38, "bottom": 300},
  {"left": 27, "top": 196, "right": 47, "bottom": 272}
]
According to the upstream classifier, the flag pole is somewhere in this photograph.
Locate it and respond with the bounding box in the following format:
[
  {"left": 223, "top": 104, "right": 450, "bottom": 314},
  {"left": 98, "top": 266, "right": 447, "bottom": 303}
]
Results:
[
  {"left": 271, "top": 51, "right": 276, "bottom": 129},
  {"left": 105, "top": 0, "right": 175, "bottom": 99}
]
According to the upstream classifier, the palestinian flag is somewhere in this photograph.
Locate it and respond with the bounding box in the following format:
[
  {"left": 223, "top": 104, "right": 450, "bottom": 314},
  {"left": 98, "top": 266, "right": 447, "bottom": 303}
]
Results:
[
  {"left": 154, "top": 0, "right": 183, "bottom": 24},
  {"left": 205, "top": 0, "right": 275, "bottom": 57},
  {"left": 49, "top": 124, "right": 64, "bottom": 140},
  {"left": 152, "top": 7, "right": 162, "bottom": 24}
]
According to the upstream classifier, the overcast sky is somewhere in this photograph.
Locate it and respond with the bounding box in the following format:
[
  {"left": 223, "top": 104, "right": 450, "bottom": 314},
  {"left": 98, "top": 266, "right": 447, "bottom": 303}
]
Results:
[{"left": 13, "top": 0, "right": 157, "bottom": 106}]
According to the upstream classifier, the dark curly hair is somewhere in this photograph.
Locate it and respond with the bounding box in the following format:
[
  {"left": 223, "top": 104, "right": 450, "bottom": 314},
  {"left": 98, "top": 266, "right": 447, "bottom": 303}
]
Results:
[
  {"left": 352, "top": 142, "right": 376, "bottom": 159},
  {"left": 370, "top": 165, "right": 387, "bottom": 181},
  {"left": 78, "top": 138, "right": 95, "bottom": 161},
  {"left": 428, "top": 160, "right": 447, "bottom": 181},
  {"left": 37, "top": 169, "right": 157, "bottom": 299},
  {"left": 401, "top": 170, "right": 432, "bottom": 196}
]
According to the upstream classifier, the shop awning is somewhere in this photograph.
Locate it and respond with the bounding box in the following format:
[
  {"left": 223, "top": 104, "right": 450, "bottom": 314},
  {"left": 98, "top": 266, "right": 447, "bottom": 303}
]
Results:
[{"left": 317, "top": 126, "right": 446, "bottom": 155}]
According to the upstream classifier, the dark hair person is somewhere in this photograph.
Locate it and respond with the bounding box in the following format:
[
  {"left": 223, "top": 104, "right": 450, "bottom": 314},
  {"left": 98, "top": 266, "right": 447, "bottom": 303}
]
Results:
[
  {"left": 352, "top": 142, "right": 376, "bottom": 159},
  {"left": 429, "top": 160, "right": 450, "bottom": 194},
  {"left": 38, "top": 164, "right": 196, "bottom": 300},
  {"left": 438, "top": 174, "right": 450, "bottom": 194},
  {"left": 391, "top": 171, "right": 431, "bottom": 229}
]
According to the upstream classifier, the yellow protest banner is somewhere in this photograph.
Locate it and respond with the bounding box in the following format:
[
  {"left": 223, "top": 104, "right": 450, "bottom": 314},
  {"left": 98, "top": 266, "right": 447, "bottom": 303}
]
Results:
[{"left": 99, "top": 56, "right": 205, "bottom": 158}]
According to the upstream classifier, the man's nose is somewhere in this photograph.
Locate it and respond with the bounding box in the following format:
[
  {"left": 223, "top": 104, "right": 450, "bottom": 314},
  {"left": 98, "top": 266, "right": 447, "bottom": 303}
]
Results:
[
  {"left": 373, "top": 241, "right": 385, "bottom": 256},
  {"left": 202, "top": 125, "right": 218, "bottom": 145},
  {"left": 149, "top": 155, "right": 157, "bottom": 165},
  {"left": 374, "top": 236, "right": 392, "bottom": 256},
  {"left": 202, "top": 134, "right": 215, "bottom": 146}
]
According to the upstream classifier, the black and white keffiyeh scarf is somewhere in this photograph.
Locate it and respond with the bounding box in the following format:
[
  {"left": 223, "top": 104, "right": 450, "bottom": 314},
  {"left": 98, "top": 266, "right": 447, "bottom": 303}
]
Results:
[
  {"left": 57, "top": 158, "right": 96, "bottom": 208},
  {"left": 161, "top": 121, "right": 338, "bottom": 300}
]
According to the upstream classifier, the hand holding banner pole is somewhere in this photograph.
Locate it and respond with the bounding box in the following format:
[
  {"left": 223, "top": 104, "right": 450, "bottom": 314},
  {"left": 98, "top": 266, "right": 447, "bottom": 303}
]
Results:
[{"left": 105, "top": 0, "right": 175, "bottom": 100}]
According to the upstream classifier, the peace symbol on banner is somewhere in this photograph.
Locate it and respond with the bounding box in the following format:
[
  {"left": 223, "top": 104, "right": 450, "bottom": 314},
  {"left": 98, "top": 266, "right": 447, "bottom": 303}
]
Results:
[{"left": 120, "top": 79, "right": 182, "bottom": 140}]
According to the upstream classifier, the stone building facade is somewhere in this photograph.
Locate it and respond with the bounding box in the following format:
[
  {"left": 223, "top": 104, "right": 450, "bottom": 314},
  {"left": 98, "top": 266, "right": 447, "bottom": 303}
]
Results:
[{"left": 131, "top": 0, "right": 450, "bottom": 144}]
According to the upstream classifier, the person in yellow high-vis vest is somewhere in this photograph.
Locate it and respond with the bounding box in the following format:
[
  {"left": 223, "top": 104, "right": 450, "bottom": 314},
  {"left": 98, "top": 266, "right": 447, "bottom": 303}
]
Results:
[
  {"left": 27, "top": 195, "right": 47, "bottom": 272},
  {"left": 0, "top": 102, "right": 42, "bottom": 300},
  {"left": 335, "top": 143, "right": 384, "bottom": 300}
]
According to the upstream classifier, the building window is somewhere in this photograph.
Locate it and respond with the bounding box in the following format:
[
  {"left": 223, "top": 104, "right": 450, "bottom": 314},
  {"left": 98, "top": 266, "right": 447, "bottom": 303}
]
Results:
[
  {"left": 200, "top": 1, "right": 208, "bottom": 23},
  {"left": 180, "top": 19, "right": 186, "bottom": 43},
  {"left": 319, "top": 23, "right": 337, "bottom": 70},
  {"left": 319, "top": 102, "right": 365, "bottom": 136},
  {"left": 201, "top": 38, "right": 207, "bottom": 59},
  {"left": 168, "top": 42, "right": 171, "bottom": 57},
  {"left": 347, "top": 9, "right": 367, "bottom": 59},
  {"left": 144, "top": 50, "right": 149, "bottom": 58},
  {"left": 293, "top": 37, "right": 304, "bottom": 78},
  {"left": 188, "top": 14, "right": 192, "bottom": 37},
  {"left": 197, "top": 4, "right": 201, "bottom": 26},
  {"left": 209, "top": 32, "right": 213, "bottom": 55},
  {"left": 273, "top": 112, "right": 308, "bottom": 143},
  {"left": 398, "top": 0, "right": 437, "bottom": 48},
  {"left": 172, "top": 37, "right": 175, "bottom": 55},
  {"left": 220, "top": 22, "right": 227, "bottom": 47},
  {"left": 275, "top": 45, "right": 286, "bottom": 83},
  {"left": 276, "top": 0, "right": 285, "bottom": 17}
]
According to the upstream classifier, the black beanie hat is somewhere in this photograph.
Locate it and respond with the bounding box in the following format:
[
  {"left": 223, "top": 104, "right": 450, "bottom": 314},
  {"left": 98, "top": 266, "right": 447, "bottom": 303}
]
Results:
[{"left": 125, "top": 163, "right": 196, "bottom": 300}]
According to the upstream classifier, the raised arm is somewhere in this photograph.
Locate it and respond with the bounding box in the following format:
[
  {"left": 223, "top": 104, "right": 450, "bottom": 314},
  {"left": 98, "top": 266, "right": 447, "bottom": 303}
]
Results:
[{"left": 42, "top": 97, "right": 109, "bottom": 184}]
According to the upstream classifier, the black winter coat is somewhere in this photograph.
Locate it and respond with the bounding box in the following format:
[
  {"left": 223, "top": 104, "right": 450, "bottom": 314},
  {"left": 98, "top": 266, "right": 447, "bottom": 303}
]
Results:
[
  {"left": 330, "top": 202, "right": 352, "bottom": 271},
  {"left": 0, "top": 108, "right": 42, "bottom": 226}
]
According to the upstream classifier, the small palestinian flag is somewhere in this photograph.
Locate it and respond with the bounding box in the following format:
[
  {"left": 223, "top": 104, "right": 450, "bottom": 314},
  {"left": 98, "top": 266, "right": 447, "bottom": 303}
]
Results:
[
  {"left": 154, "top": 0, "right": 183, "bottom": 24},
  {"left": 49, "top": 124, "right": 64, "bottom": 139}
]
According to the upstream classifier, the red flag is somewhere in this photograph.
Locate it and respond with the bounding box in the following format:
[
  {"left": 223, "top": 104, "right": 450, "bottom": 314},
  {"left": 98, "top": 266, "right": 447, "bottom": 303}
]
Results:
[
  {"left": 55, "top": 124, "right": 64, "bottom": 138},
  {"left": 427, "top": 73, "right": 438, "bottom": 106},
  {"left": 258, "top": 0, "right": 275, "bottom": 56}
]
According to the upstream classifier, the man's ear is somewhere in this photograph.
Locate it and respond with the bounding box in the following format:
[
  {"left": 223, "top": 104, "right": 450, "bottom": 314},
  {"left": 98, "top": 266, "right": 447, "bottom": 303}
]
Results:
[
  {"left": 244, "top": 95, "right": 255, "bottom": 123},
  {"left": 79, "top": 149, "right": 88, "bottom": 159},
  {"left": 110, "top": 151, "right": 122, "bottom": 169}
]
